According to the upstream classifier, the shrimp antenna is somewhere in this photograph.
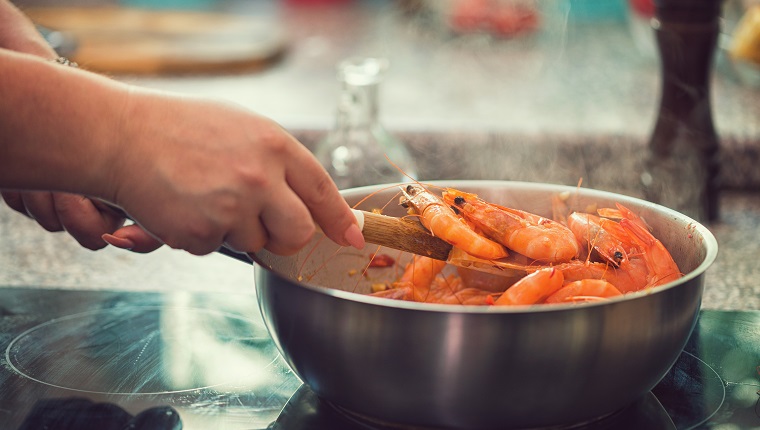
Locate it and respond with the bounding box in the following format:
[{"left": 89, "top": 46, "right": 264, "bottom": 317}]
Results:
[
  {"left": 384, "top": 153, "right": 418, "bottom": 184},
  {"left": 352, "top": 184, "right": 403, "bottom": 209}
]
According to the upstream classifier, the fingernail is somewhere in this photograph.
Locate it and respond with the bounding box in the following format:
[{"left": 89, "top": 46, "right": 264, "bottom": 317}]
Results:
[
  {"left": 343, "top": 223, "right": 365, "bottom": 250},
  {"left": 102, "top": 233, "right": 135, "bottom": 250}
]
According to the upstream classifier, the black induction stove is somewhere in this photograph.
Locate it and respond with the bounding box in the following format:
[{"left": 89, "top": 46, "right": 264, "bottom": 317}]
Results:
[{"left": 0, "top": 286, "right": 759, "bottom": 430}]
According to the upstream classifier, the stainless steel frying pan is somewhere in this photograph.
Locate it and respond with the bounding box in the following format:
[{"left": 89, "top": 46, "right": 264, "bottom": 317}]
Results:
[{"left": 252, "top": 180, "right": 718, "bottom": 429}]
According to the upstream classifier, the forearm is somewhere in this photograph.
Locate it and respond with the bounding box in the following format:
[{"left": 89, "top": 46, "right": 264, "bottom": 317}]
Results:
[{"left": 0, "top": 48, "right": 130, "bottom": 199}]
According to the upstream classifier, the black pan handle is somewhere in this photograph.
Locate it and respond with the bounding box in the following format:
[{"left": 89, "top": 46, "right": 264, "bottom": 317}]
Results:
[{"left": 215, "top": 245, "right": 254, "bottom": 265}]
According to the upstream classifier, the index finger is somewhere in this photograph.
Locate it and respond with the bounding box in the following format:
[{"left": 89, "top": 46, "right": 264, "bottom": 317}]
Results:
[{"left": 285, "top": 144, "right": 365, "bottom": 250}]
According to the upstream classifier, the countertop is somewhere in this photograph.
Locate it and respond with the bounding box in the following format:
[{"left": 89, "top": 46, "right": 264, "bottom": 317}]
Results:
[{"left": 2, "top": 0, "right": 759, "bottom": 310}]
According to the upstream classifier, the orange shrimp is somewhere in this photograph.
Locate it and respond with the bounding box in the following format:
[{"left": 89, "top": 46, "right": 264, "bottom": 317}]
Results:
[
  {"left": 386, "top": 285, "right": 494, "bottom": 306},
  {"left": 545, "top": 260, "right": 648, "bottom": 294},
  {"left": 597, "top": 203, "right": 681, "bottom": 287},
  {"left": 567, "top": 212, "right": 630, "bottom": 267},
  {"left": 426, "top": 275, "right": 494, "bottom": 305},
  {"left": 400, "top": 184, "right": 509, "bottom": 260},
  {"left": 442, "top": 189, "right": 579, "bottom": 264},
  {"left": 494, "top": 268, "right": 564, "bottom": 306},
  {"left": 373, "top": 256, "right": 494, "bottom": 305},
  {"left": 391, "top": 255, "right": 447, "bottom": 302},
  {"left": 619, "top": 218, "right": 682, "bottom": 287},
  {"left": 495, "top": 265, "right": 625, "bottom": 305},
  {"left": 433, "top": 288, "right": 495, "bottom": 305},
  {"left": 371, "top": 196, "right": 680, "bottom": 306},
  {"left": 545, "top": 279, "right": 623, "bottom": 304},
  {"left": 598, "top": 203, "right": 650, "bottom": 232}
]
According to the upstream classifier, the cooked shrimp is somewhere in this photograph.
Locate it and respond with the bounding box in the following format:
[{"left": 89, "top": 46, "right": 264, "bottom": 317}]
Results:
[
  {"left": 427, "top": 275, "right": 495, "bottom": 305},
  {"left": 598, "top": 203, "right": 650, "bottom": 232},
  {"left": 546, "top": 260, "right": 648, "bottom": 294},
  {"left": 596, "top": 203, "right": 681, "bottom": 287},
  {"left": 391, "top": 255, "right": 447, "bottom": 302},
  {"left": 494, "top": 268, "right": 564, "bottom": 306},
  {"left": 545, "top": 279, "right": 623, "bottom": 304},
  {"left": 370, "top": 193, "right": 681, "bottom": 307},
  {"left": 442, "top": 189, "right": 579, "bottom": 264},
  {"left": 567, "top": 212, "right": 629, "bottom": 267},
  {"left": 401, "top": 184, "right": 509, "bottom": 260},
  {"left": 619, "top": 218, "right": 682, "bottom": 287},
  {"left": 434, "top": 288, "right": 495, "bottom": 305},
  {"left": 372, "top": 257, "right": 494, "bottom": 305},
  {"left": 378, "top": 284, "right": 494, "bottom": 305}
]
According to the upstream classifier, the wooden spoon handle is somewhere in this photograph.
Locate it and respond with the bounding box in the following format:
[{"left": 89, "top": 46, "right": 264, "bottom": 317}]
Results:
[
  {"left": 95, "top": 200, "right": 453, "bottom": 264},
  {"left": 352, "top": 209, "right": 452, "bottom": 261}
]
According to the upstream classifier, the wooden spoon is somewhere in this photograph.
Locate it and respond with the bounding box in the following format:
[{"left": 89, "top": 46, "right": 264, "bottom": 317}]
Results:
[
  {"left": 102, "top": 200, "right": 527, "bottom": 277},
  {"left": 352, "top": 210, "right": 528, "bottom": 277}
]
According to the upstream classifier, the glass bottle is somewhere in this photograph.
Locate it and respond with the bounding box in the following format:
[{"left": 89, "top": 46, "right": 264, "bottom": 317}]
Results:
[
  {"left": 640, "top": 0, "right": 722, "bottom": 222},
  {"left": 315, "top": 57, "right": 418, "bottom": 189}
]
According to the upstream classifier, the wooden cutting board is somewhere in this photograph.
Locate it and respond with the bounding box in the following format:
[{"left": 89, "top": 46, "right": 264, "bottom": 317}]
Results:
[{"left": 24, "top": 6, "right": 287, "bottom": 75}]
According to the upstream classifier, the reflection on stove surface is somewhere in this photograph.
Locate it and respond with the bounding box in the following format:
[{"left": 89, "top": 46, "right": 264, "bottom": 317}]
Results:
[
  {"left": 7, "top": 303, "right": 280, "bottom": 394},
  {"left": 652, "top": 351, "right": 724, "bottom": 429},
  {"left": 271, "top": 385, "right": 677, "bottom": 430},
  {"left": 16, "top": 398, "right": 181, "bottom": 430},
  {"left": 0, "top": 290, "right": 302, "bottom": 429},
  {"left": 1, "top": 288, "right": 760, "bottom": 429}
]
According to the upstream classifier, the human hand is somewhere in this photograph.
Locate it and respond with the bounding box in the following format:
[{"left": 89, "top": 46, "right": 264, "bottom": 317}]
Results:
[
  {"left": 0, "top": 1, "right": 159, "bottom": 252},
  {"left": 0, "top": 0, "right": 363, "bottom": 256},
  {"left": 0, "top": 191, "right": 139, "bottom": 250},
  {"left": 1, "top": 190, "right": 163, "bottom": 252},
  {"left": 100, "top": 90, "right": 364, "bottom": 256}
]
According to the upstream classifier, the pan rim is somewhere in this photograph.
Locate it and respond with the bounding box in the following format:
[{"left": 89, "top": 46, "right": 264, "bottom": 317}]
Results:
[{"left": 255, "top": 180, "right": 718, "bottom": 314}]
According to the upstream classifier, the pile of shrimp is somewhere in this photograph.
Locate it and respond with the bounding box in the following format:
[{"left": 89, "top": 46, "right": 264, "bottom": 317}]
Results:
[{"left": 368, "top": 184, "right": 682, "bottom": 306}]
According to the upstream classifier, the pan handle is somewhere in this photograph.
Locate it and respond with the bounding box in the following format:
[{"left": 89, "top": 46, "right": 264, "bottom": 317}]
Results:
[{"left": 215, "top": 245, "right": 254, "bottom": 265}]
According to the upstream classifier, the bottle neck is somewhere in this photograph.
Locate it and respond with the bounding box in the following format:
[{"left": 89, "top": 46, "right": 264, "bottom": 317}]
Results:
[{"left": 334, "top": 82, "right": 379, "bottom": 129}]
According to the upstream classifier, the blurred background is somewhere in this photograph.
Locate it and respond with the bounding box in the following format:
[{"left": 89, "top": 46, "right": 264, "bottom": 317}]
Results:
[{"left": 13, "top": 0, "right": 760, "bottom": 195}]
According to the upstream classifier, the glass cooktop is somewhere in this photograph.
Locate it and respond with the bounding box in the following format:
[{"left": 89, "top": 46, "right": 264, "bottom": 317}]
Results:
[{"left": 0, "top": 286, "right": 759, "bottom": 430}]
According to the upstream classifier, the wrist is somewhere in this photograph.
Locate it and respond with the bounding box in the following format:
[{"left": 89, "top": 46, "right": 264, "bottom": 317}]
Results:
[
  {"left": 94, "top": 84, "right": 138, "bottom": 205},
  {"left": 99, "top": 85, "right": 172, "bottom": 210},
  {"left": 0, "top": 51, "right": 137, "bottom": 199},
  {"left": 57, "top": 69, "right": 138, "bottom": 203}
]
